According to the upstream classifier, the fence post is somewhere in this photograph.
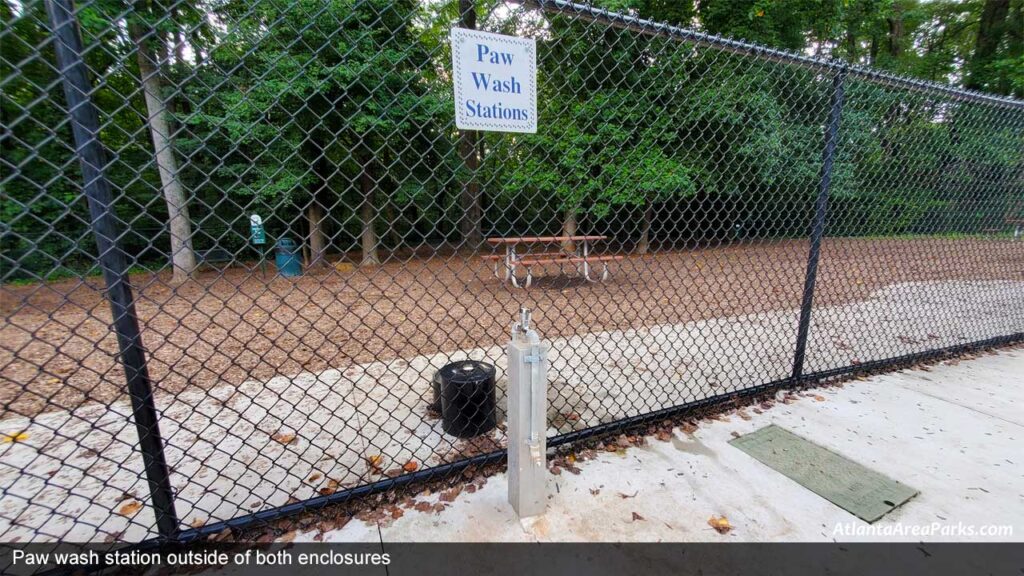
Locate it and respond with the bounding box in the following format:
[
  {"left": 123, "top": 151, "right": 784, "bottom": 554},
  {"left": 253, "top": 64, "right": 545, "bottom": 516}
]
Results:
[
  {"left": 791, "top": 67, "right": 847, "bottom": 382},
  {"left": 44, "top": 0, "right": 180, "bottom": 539}
]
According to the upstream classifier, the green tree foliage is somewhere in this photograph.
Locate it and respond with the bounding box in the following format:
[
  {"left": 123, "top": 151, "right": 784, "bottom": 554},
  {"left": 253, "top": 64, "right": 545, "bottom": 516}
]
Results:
[
  {"left": 1, "top": 0, "right": 1021, "bottom": 280},
  {"left": 179, "top": 0, "right": 446, "bottom": 264},
  {"left": 485, "top": 18, "right": 696, "bottom": 236}
]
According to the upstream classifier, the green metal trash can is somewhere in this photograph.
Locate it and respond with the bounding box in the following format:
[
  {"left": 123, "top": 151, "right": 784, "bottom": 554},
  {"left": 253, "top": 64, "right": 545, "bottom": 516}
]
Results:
[{"left": 275, "top": 237, "right": 302, "bottom": 277}]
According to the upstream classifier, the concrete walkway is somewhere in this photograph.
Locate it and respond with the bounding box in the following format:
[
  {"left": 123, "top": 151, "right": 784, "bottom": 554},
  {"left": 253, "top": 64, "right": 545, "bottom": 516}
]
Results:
[{"left": 312, "top": 347, "right": 1023, "bottom": 543}]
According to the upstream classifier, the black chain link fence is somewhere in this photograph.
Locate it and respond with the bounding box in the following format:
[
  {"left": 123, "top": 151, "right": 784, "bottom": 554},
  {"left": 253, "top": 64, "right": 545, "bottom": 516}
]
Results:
[{"left": 2, "top": 0, "right": 1022, "bottom": 545}]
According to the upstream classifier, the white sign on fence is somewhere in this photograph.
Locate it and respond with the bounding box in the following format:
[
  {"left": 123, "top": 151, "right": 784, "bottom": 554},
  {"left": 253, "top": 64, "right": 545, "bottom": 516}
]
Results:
[{"left": 451, "top": 27, "right": 536, "bottom": 133}]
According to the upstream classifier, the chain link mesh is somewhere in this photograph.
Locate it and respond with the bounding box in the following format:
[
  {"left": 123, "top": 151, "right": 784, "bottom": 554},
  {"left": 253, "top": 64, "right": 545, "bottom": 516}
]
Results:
[{"left": 1, "top": 0, "right": 1022, "bottom": 544}]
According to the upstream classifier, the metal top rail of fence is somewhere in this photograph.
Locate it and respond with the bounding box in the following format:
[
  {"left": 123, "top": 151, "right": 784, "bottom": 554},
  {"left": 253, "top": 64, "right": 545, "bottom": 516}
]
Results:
[{"left": 1, "top": 0, "right": 1022, "bottom": 553}]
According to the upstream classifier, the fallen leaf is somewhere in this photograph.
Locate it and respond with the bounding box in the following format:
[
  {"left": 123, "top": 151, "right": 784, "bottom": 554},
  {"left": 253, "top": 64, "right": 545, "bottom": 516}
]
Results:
[
  {"left": 414, "top": 501, "right": 432, "bottom": 513},
  {"left": 813, "top": 395, "right": 826, "bottom": 402},
  {"left": 402, "top": 461, "right": 419, "bottom": 473},
  {"left": 632, "top": 512, "right": 645, "bottom": 521},
  {"left": 736, "top": 410, "right": 752, "bottom": 421},
  {"left": 390, "top": 507, "right": 404, "bottom": 520},
  {"left": 708, "top": 515, "right": 732, "bottom": 534},
  {"left": 730, "top": 431, "right": 741, "bottom": 438},
  {"left": 655, "top": 429, "right": 673, "bottom": 442},
  {"left": 190, "top": 518, "right": 206, "bottom": 529},
  {"left": 2, "top": 431, "right": 29, "bottom": 443},
  {"left": 550, "top": 466, "right": 562, "bottom": 475},
  {"left": 366, "top": 454, "right": 384, "bottom": 471},
  {"left": 319, "top": 478, "right": 341, "bottom": 496},
  {"left": 307, "top": 473, "right": 322, "bottom": 483},
  {"left": 439, "top": 487, "right": 462, "bottom": 502},
  {"left": 279, "top": 530, "right": 296, "bottom": 543},
  {"left": 117, "top": 501, "right": 142, "bottom": 516},
  {"left": 618, "top": 491, "right": 638, "bottom": 499},
  {"left": 272, "top": 432, "right": 297, "bottom": 445},
  {"left": 589, "top": 488, "right": 600, "bottom": 496}
]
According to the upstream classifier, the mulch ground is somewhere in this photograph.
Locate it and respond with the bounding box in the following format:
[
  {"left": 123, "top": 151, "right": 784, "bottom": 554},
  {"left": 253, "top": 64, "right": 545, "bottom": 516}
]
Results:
[{"left": 2, "top": 237, "right": 1021, "bottom": 418}]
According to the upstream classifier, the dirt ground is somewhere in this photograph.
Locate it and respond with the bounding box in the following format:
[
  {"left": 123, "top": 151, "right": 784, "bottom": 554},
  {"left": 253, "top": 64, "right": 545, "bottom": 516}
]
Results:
[{"left": 2, "top": 237, "right": 1022, "bottom": 418}]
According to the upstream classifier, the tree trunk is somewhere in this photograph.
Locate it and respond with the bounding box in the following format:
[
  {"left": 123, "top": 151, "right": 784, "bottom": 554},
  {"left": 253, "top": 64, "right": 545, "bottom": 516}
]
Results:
[
  {"left": 129, "top": 19, "right": 195, "bottom": 285},
  {"left": 359, "top": 154, "right": 380, "bottom": 267},
  {"left": 307, "top": 150, "right": 330, "bottom": 267},
  {"left": 845, "top": 29, "right": 858, "bottom": 63},
  {"left": 457, "top": 0, "right": 482, "bottom": 249},
  {"left": 307, "top": 202, "right": 326, "bottom": 267},
  {"left": 966, "top": 0, "right": 1011, "bottom": 90},
  {"left": 384, "top": 200, "right": 401, "bottom": 249},
  {"left": 886, "top": 6, "right": 904, "bottom": 58},
  {"left": 637, "top": 203, "right": 653, "bottom": 255},
  {"left": 563, "top": 209, "right": 577, "bottom": 252}
]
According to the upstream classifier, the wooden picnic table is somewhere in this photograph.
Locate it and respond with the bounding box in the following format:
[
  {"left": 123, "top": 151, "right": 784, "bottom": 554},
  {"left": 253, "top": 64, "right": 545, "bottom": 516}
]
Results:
[{"left": 484, "top": 235, "right": 623, "bottom": 288}]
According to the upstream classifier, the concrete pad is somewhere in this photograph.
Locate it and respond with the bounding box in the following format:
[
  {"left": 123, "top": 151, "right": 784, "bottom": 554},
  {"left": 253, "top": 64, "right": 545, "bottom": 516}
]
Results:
[
  {"left": 304, "top": 347, "right": 1023, "bottom": 543},
  {"left": 884, "top": 353, "right": 1024, "bottom": 426}
]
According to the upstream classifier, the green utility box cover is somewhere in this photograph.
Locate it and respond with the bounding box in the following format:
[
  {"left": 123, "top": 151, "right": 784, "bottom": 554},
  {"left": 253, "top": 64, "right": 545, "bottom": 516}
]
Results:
[{"left": 730, "top": 424, "right": 918, "bottom": 523}]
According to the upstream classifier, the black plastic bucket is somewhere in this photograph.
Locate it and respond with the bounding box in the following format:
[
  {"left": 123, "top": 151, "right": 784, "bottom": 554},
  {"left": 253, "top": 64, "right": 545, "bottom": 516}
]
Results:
[{"left": 438, "top": 360, "right": 496, "bottom": 438}]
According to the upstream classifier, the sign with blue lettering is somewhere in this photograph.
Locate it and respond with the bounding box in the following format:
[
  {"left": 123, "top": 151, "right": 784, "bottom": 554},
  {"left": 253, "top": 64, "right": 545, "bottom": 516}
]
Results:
[{"left": 451, "top": 27, "right": 536, "bottom": 133}]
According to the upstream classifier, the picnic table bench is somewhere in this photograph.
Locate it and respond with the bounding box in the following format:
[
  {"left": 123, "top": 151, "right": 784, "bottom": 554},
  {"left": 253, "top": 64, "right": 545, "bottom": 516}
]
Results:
[
  {"left": 484, "top": 236, "right": 623, "bottom": 288},
  {"left": 196, "top": 247, "right": 233, "bottom": 270}
]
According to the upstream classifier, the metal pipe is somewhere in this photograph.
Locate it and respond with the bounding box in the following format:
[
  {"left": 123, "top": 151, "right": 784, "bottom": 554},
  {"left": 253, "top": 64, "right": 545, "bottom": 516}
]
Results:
[
  {"left": 44, "top": 0, "right": 180, "bottom": 539},
  {"left": 791, "top": 69, "right": 846, "bottom": 381}
]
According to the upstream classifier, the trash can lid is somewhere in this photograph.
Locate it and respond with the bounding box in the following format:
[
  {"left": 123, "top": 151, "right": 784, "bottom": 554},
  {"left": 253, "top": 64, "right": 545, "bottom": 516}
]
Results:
[
  {"left": 277, "top": 237, "right": 296, "bottom": 247},
  {"left": 438, "top": 360, "right": 495, "bottom": 385}
]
